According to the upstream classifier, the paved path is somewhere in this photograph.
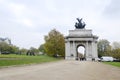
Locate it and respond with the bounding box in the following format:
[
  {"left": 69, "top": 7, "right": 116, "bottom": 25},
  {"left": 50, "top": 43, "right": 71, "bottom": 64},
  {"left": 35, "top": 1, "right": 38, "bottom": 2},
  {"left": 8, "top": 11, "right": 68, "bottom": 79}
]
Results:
[{"left": 0, "top": 60, "right": 120, "bottom": 80}]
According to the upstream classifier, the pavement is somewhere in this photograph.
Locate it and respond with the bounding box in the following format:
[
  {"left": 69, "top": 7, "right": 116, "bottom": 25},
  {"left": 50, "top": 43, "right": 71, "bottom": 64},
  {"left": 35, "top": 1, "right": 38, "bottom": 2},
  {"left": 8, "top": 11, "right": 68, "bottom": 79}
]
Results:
[{"left": 0, "top": 60, "right": 120, "bottom": 80}]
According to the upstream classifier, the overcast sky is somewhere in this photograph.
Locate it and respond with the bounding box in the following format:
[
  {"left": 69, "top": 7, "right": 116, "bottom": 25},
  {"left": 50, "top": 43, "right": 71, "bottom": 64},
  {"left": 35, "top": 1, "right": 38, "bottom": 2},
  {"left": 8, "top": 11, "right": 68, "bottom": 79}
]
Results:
[{"left": 0, "top": 0, "right": 120, "bottom": 49}]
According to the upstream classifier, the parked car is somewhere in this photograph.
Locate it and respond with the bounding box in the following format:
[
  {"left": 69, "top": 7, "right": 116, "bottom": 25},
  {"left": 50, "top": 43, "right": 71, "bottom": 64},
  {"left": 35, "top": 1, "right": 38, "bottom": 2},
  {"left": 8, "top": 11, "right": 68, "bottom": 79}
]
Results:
[{"left": 101, "top": 56, "right": 113, "bottom": 62}]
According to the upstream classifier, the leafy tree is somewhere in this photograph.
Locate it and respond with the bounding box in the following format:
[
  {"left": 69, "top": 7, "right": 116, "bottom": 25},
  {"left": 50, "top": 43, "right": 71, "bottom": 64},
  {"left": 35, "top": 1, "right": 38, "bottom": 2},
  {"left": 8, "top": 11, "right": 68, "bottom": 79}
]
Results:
[
  {"left": 98, "top": 39, "right": 111, "bottom": 52},
  {"left": 97, "top": 39, "right": 120, "bottom": 59},
  {"left": 0, "top": 42, "right": 11, "bottom": 53},
  {"left": 9, "top": 45, "right": 19, "bottom": 54},
  {"left": 38, "top": 44, "right": 45, "bottom": 53},
  {"left": 0, "top": 42, "right": 20, "bottom": 54},
  {"left": 110, "top": 42, "right": 120, "bottom": 59},
  {"left": 20, "top": 48, "right": 28, "bottom": 55},
  {"left": 97, "top": 39, "right": 111, "bottom": 57},
  {"left": 44, "top": 29, "right": 65, "bottom": 57},
  {"left": 30, "top": 47, "right": 39, "bottom": 54},
  {"left": 112, "top": 41, "right": 120, "bottom": 49},
  {"left": 110, "top": 49, "right": 120, "bottom": 59}
]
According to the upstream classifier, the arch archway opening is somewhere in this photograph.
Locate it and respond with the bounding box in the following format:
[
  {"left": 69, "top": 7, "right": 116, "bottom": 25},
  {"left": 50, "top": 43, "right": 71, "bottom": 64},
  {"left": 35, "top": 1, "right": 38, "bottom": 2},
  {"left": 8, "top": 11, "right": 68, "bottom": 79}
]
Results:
[{"left": 77, "top": 45, "right": 85, "bottom": 60}]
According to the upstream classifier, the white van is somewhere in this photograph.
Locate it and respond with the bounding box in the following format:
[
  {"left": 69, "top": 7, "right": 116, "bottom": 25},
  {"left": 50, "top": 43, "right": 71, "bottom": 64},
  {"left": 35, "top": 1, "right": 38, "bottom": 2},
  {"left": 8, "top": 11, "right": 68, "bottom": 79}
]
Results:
[{"left": 101, "top": 56, "right": 113, "bottom": 62}]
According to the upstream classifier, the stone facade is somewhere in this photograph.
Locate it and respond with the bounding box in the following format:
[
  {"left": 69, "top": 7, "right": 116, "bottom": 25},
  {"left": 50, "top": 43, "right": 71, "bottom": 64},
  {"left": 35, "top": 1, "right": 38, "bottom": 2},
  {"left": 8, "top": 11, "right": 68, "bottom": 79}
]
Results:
[{"left": 65, "top": 29, "right": 98, "bottom": 61}]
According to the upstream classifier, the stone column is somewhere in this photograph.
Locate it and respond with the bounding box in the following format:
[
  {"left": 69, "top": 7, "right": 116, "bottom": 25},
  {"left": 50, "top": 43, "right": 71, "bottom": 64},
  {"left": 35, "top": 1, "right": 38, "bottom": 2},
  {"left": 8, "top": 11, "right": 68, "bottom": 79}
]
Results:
[
  {"left": 92, "top": 40, "right": 98, "bottom": 60},
  {"left": 86, "top": 41, "right": 89, "bottom": 59},
  {"left": 92, "top": 41, "right": 95, "bottom": 58},
  {"left": 95, "top": 41, "right": 98, "bottom": 59},
  {"left": 86, "top": 41, "right": 92, "bottom": 60},
  {"left": 73, "top": 41, "right": 76, "bottom": 60},
  {"left": 65, "top": 40, "right": 70, "bottom": 59}
]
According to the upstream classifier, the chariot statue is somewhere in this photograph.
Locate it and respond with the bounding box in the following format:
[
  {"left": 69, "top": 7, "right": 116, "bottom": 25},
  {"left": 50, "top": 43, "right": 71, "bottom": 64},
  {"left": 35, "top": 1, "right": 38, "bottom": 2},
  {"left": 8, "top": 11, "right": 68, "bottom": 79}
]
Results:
[{"left": 75, "top": 18, "right": 86, "bottom": 29}]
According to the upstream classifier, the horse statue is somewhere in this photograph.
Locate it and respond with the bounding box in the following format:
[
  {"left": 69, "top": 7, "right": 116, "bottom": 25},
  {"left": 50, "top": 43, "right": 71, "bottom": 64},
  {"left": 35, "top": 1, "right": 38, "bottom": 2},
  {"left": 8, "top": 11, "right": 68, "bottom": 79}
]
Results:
[{"left": 75, "top": 18, "right": 86, "bottom": 29}]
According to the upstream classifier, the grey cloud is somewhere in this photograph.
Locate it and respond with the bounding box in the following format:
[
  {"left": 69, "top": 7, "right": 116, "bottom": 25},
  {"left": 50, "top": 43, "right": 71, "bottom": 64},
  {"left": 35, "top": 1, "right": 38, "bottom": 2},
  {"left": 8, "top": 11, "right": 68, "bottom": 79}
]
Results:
[
  {"left": 1, "top": 0, "right": 120, "bottom": 49},
  {"left": 103, "top": 0, "right": 120, "bottom": 19}
]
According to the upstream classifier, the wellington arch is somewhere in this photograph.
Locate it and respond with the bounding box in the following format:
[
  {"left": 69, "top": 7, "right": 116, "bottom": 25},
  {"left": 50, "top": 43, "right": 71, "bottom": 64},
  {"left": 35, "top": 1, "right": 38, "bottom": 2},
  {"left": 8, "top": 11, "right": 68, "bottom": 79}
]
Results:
[{"left": 65, "top": 18, "right": 98, "bottom": 61}]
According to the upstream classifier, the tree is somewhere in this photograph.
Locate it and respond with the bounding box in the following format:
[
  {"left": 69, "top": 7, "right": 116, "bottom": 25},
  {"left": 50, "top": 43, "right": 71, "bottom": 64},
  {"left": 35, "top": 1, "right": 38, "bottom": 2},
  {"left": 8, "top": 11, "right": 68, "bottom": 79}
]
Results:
[
  {"left": 38, "top": 44, "right": 45, "bottom": 53},
  {"left": 97, "top": 39, "right": 120, "bottom": 59},
  {"left": 30, "top": 47, "right": 39, "bottom": 53},
  {"left": 20, "top": 48, "right": 28, "bottom": 55},
  {"left": 112, "top": 41, "right": 120, "bottom": 49},
  {"left": 0, "top": 42, "right": 20, "bottom": 54},
  {"left": 0, "top": 42, "right": 11, "bottom": 54},
  {"left": 9, "top": 45, "right": 19, "bottom": 54},
  {"left": 97, "top": 39, "right": 111, "bottom": 57},
  {"left": 44, "top": 29, "right": 65, "bottom": 57}
]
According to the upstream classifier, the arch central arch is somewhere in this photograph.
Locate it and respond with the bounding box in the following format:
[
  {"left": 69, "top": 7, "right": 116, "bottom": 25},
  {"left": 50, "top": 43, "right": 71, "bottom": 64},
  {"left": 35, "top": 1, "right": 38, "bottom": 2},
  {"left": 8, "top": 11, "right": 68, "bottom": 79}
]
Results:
[{"left": 77, "top": 45, "right": 85, "bottom": 60}]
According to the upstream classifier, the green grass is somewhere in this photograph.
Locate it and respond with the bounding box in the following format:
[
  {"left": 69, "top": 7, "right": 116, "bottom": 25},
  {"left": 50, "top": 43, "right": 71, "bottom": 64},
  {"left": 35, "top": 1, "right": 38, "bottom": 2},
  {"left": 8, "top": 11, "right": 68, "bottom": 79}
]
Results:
[
  {"left": 103, "top": 62, "right": 120, "bottom": 67},
  {"left": 0, "top": 54, "right": 61, "bottom": 67}
]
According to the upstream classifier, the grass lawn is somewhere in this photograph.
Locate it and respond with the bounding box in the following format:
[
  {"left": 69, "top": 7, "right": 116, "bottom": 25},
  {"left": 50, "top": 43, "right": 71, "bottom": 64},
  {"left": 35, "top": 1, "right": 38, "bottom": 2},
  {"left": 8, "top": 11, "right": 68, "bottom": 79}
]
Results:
[
  {"left": 103, "top": 62, "right": 120, "bottom": 67},
  {"left": 0, "top": 54, "right": 62, "bottom": 67}
]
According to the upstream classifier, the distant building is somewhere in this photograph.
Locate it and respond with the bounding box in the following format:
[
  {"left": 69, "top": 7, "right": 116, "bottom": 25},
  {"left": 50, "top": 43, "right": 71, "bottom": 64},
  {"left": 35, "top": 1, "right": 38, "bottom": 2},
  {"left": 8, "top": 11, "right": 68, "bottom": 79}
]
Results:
[{"left": 0, "top": 37, "right": 11, "bottom": 45}]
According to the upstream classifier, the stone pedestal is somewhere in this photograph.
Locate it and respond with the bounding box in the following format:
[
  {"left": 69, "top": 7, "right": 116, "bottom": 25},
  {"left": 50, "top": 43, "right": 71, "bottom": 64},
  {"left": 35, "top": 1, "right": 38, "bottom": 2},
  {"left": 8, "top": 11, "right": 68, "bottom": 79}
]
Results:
[{"left": 65, "top": 29, "right": 98, "bottom": 61}]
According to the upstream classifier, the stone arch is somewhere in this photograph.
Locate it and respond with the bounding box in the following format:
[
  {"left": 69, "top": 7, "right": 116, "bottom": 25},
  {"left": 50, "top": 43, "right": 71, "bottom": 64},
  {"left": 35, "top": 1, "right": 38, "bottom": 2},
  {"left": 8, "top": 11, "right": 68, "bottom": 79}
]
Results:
[
  {"left": 65, "top": 29, "right": 98, "bottom": 61},
  {"left": 77, "top": 44, "right": 85, "bottom": 55},
  {"left": 76, "top": 44, "right": 86, "bottom": 60}
]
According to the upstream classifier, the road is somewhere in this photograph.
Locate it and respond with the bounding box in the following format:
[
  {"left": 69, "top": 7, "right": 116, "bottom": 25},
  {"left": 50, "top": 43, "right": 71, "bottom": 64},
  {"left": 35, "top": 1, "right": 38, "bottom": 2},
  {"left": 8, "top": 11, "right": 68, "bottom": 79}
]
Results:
[{"left": 0, "top": 60, "right": 120, "bottom": 80}]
